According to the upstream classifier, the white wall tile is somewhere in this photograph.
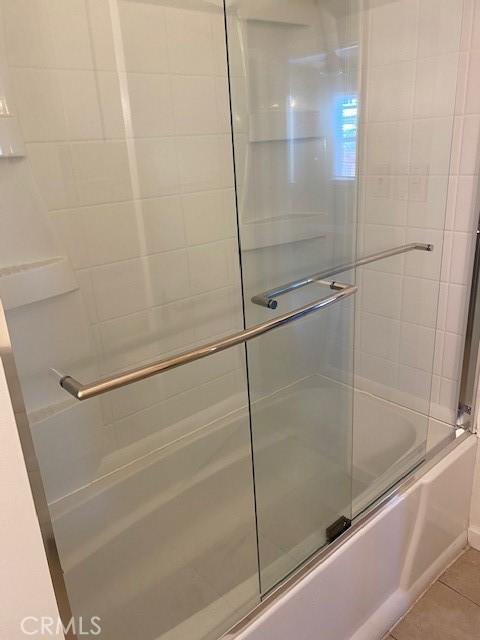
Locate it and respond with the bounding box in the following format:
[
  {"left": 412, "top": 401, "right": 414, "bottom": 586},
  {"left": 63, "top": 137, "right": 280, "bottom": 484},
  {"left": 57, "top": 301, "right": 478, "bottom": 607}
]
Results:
[
  {"left": 147, "top": 250, "right": 191, "bottom": 305},
  {"left": 399, "top": 322, "right": 436, "bottom": 371},
  {"left": 366, "top": 62, "right": 415, "bottom": 122},
  {"left": 172, "top": 75, "right": 222, "bottom": 135},
  {"left": 414, "top": 54, "right": 459, "bottom": 118},
  {"left": 177, "top": 135, "right": 234, "bottom": 193},
  {"left": 430, "top": 373, "right": 441, "bottom": 405},
  {"left": 98, "top": 310, "right": 159, "bottom": 374},
  {"left": 27, "top": 143, "right": 77, "bottom": 210},
  {"left": 49, "top": 202, "right": 141, "bottom": 269},
  {"left": 192, "top": 286, "right": 244, "bottom": 341},
  {"left": 187, "top": 241, "right": 237, "bottom": 295},
  {"left": 363, "top": 181, "right": 408, "bottom": 227},
  {"left": 3, "top": 0, "right": 93, "bottom": 69},
  {"left": 153, "top": 299, "right": 196, "bottom": 354},
  {"left": 127, "top": 73, "right": 175, "bottom": 138},
  {"left": 445, "top": 176, "right": 458, "bottom": 230},
  {"left": 433, "top": 330, "right": 445, "bottom": 375},
  {"left": 404, "top": 228, "right": 444, "bottom": 280},
  {"left": 12, "top": 69, "right": 66, "bottom": 142},
  {"left": 417, "top": 0, "right": 463, "bottom": 58},
  {"left": 70, "top": 141, "right": 133, "bottom": 205},
  {"left": 402, "top": 276, "right": 439, "bottom": 328},
  {"left": 134, "top": 138, "right": 180, "bottom": 198},
  {"left": 59, "top": 70, "right": 103, "bottom": 140},
  {"left": 459, "top": 115, "right": 480, "bottom": 174},
  {"left": 355, "top": 350, "right": 398, "bottom": 391},
  {"left": 473, "top": 0, "right": 480, "bottom": 50},
  {"left": 90, "top": 259, "right": 149, "bottom": 321},
  {"left": 3, "top": 0, "right": 56, "bottom": 68},
  {"left": 454, "top": 52, "right": 469, "bottom": 115},
  {"left": 165, "top": 7, "right": 216, "bottom": 76},
  {"left": 407, "top": 175, "right": 449, "bottom": 230},
  {"left": 119, "top": 0, "right": 169, "bottom": 73},
  {"left": 141, "top": 196, "right": 186, "bottom": 254},
  {"left": 466, "top": 50, "right": 480, "bottom": 113},
  {"left": 397, "top": 365, "right": 431, "bottom": 405},
  {"left": 183, "top": 189, "right": 236, "bottom": 246},
  {"left": 361, "top": 225, "right": 406, "bottom": 274},
  {"left": 367, "top": 0, "right": 419, "bottom": 67},
  {"left": 453, "top": 175, "right": 478, "bottom": 231},
  {"left": 445, "top": 283, "right": 469, "bottom": 334},
  {"left": 442, "top": 331, "right": 465, "bottom": 380},
  {"left": 450, "top": 116, "right": 464, "bottom": 175},
  {"left": 86, "top": 0, "right": 117, "bottom": 71},
  {"left": 438, "top": 376, "right": 459, "bottom": 421},
  {"left": 449, "top": 231, "right": 476, "bottom": 284},
  {"left": 440, "top": 231, "right": 453, "bottom": 282},
  {"left": 215, "top": 76, "right": 231, "bottom": 133},
  {"left": 360, "top": 270, "right": 403, "bottom": 319},
  {"left": 436, "top": 282, "right": 449, "bottom": 331},
  {"left": 214, "top": 9, "right": 231, "bottom": 73},
  {"left": 410, "top": 117, "right": 454, "bottom": 176},
  {"left": 96, "top": 72, "right": 126, "bottom": 139},
  {"left": 75, "top": 270, "right": 99, "bottom": 324},
  {"left": 365, "top": 121, "right": 412, "bottom": 176},
  {"left": 360, "top": 312, "right": 400, "bottom": 361},
  {"left": 47, "top": 0, "right": 94, "bottom": 69}
]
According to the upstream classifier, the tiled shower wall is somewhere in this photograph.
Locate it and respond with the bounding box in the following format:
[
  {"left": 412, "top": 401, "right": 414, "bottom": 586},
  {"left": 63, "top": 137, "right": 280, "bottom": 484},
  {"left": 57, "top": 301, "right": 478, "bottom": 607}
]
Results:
[
  {"left": 431, "top": 0, "right": 480, "bottom": 425},
  {"left": 1, "top": 0, "right": 480, "bottom": 505},
  {"left": 356, "top": 0, "right": 480, "bottom": 429},
  {"left": 1, "top": 0, "right": 250, "bottom": 501}
]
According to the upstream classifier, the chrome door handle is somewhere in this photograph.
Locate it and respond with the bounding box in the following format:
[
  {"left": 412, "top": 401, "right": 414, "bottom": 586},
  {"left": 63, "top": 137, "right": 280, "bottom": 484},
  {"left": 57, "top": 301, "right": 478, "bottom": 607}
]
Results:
[
  {"left": 56, "top": 280, "right": 357, "bottom": 401},
  {"left": 252, "top": 243, "right": 433, "bottom": 309}
]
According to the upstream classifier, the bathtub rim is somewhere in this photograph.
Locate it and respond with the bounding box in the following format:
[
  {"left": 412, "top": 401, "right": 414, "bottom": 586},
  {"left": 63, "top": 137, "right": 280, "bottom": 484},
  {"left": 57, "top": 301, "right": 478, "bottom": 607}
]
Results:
[{"left": 222, "top": 427, "right": 473, "bottom": 640}]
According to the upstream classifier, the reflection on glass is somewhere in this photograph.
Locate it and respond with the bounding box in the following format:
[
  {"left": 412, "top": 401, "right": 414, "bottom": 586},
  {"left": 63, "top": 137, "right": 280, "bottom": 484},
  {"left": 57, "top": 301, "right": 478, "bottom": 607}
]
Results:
[
  {"left": 334, "top": 95, "right": 357, "bottom": 179},
  {"left": 226, "top": 0, "right": 359, "bottom": 593}
]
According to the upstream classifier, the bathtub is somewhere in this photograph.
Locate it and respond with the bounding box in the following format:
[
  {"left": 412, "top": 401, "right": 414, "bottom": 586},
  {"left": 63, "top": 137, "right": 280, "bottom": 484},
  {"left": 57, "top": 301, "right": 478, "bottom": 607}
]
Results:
[
  {"left": 47, "top": 377, "right": 470, "bottom": 640},
  {"left": 228, "top": 435, "right": 477, "bottom": 640}
]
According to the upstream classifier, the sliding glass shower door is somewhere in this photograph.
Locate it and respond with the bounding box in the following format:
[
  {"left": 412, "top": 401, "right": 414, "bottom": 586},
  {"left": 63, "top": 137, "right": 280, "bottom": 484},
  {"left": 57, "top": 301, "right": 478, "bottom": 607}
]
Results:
[
  {"left": 1, "top": 0, "right": 464, "bottom": 638},
  {"left": 225, "top": 0, "right": 463, "bottom": 593},
  {"left": 225, "top": 0, "right": 359, "bottom": 592}
]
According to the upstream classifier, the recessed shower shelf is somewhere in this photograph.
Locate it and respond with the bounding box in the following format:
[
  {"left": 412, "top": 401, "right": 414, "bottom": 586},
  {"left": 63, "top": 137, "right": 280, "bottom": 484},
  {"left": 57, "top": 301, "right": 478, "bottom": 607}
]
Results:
[
  {"left": 240, "top": 213, "right": 328, "bottom": 250},
  {"left": 0, "top": 256, "right": 77, "bottom": 310},
  {"left": 249, "top": 109, "right": 324, "bottom": 142}
]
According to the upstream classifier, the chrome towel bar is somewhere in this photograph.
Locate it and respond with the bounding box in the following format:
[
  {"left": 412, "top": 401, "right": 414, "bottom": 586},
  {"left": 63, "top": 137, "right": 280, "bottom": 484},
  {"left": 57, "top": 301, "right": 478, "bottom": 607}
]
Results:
[
  {"left": 57, "top": 280, "right": 357, "bottom": 401},
  {"left": 252, "top": 242, "right": 433, "bottom": 309}
]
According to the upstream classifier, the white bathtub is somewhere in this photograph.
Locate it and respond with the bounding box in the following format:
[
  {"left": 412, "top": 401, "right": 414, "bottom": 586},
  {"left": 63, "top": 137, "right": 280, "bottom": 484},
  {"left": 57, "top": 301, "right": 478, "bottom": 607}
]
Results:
[
  {"left": 48, "top": 376, "right": 467, "bottom": 640},
  {"left": 230, "top": 435, "right": 477, "bottom": 640}
]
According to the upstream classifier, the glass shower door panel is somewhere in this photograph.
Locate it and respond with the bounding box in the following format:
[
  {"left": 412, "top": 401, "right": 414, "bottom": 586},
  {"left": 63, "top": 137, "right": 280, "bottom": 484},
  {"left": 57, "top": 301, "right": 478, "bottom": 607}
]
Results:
[
  {"left": 1, "top": 1, "right": 260, "bottom": 639},
  {"left": 351, "top": 0, "right": 463, "bottom": 515},
  {"left": 226, "top": 1, "right": 360, "bottom": 592}
]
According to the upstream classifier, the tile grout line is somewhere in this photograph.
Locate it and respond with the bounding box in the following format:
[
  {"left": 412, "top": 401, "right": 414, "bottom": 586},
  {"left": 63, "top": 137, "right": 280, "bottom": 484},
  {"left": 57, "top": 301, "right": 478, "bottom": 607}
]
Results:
[
  {"left": 437, "top": 576, "right": 480, "bottom": 610},
  {"left": 390, "top": 552, "right": 480, "bottom": 639}
]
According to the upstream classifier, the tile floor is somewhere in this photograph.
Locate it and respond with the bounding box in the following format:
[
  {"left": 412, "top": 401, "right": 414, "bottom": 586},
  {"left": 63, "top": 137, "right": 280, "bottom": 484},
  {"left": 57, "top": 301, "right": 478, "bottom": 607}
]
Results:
[{"left": 389, "top": 548, "right": 480, "bottom": 639}]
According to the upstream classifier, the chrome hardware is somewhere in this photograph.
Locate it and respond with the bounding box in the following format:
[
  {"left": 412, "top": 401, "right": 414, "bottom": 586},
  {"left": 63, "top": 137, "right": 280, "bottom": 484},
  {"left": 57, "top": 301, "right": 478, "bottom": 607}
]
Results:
[
  {"left": 56, "top": 280, "right": 357, "bottom": 401},
  {"left": 252, "top": 243, "right": 433, "bottom": 309}
]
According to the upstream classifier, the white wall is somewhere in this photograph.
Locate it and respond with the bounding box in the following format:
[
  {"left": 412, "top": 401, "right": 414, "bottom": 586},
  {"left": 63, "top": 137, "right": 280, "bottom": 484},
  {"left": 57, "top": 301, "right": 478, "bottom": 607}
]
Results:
[
  {"left": 355, "top": 0, "right": 480, "bottom": 444},
  {"left": 0, "top": 355, "right": 63, "bottom": 639}
]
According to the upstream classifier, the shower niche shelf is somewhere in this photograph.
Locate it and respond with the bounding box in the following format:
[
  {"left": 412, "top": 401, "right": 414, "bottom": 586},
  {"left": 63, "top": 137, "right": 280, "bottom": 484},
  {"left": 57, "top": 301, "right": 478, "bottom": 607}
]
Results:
[
  {"left": 240, "top": 213, "right": 327, "bottom": 250},
  {"left": 249, "top": 110, "right": 324, "bottom": 143},
  {"left": 0, "top": 257, "right": 77, "bottom": 310}
]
